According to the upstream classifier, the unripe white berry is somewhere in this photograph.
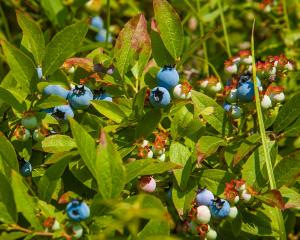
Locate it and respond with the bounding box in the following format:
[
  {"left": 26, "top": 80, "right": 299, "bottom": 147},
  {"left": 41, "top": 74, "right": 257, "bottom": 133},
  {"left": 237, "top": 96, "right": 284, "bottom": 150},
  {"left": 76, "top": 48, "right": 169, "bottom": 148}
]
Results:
[
  {"left": 229, "top": 206, "right": 238, "bottom": 219},
  {"left": 261, "top": 95, "right": 272, "bottom": 109},
  {"left": 206, "top": 229, "right": 217, "bottom": 240},
  {"left": 196, "top": 205, "right": 211, "bottom": 224}
]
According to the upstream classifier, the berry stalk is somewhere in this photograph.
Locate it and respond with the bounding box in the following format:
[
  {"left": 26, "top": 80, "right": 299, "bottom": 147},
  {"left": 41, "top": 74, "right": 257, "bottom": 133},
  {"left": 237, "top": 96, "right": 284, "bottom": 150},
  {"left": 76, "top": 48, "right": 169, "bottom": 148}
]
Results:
[
  {"left": 251, "top": 20, "right": 287, "bottom": 240},
  {"left": 217, "top": 0, "right": 231, "bottom": 57}
]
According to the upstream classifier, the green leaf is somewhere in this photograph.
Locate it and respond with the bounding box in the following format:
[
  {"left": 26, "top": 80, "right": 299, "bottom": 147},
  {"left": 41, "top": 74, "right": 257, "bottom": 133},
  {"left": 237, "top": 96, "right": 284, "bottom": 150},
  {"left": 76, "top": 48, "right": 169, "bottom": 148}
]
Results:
[
  {"left": 135, "top": 109, "right": 162, "bottom": 139},
  {"left": 191, "top": 90, "right": 230, "bottom": 135},
  {"left": 114, "top": 14, "right": 150, "bottom": 77},
  {"left": 132, "top": 87, "right": 147, "bottom": 120},
  {"left": 170, "top": 106, "right": 202, "bottom": 139},
  {"left": 273, "top": 92, "right": 300, "bottom": 132},
  {"left": 153, "top": 0, "right": 183, "bottom": 60},
  {"left": 95, "top": 130, "right": 126, "bottom": 199},
  {"left": 0, "top": 232, "right": 27, "bottom": 240},
  {"left": 150, "top": 28, "right": 175, "bottom": 67},
  {"left": 138, "top": 219, "right": 170, "bottom": 239},
  {"left": 196, "top": 136, "right": 225, "bottom": 157},
  {"left": 0, "top": 87, "right": 27, "bottom": 112},
  {"left": 125, "top": 159, "right": 182, "bottom": 183},
  {"left": 198, "top": 169, "right": 234, "bottom": 195},
  {"left": 0, "top": 173, "right": 17, "bottom": 223},
  {"left": 40, "top": 0, "right": 68, "bottom": 27},
  {"left": 38, "top": 156, "right": 70, "bottom": 202},
  {"left": 1, "top": 40, "right": 35, "bottom": 94},
  {"left": 69, "top": 118, "right": 97, "bottom": 179},
  {"left": 241, "top": 208, "right": 279, "bottom": 236},
  {"left": 43, "top": 22, "right": 88, "bottom": 76},
  {"left": 169, "top": 142, "right": 191, "bottom": 189},
  {"left": 91, "top": 100, "right": 127, "bottom": 124},
  {"left": 280, "top": 186, "right": 300, "bottom": 209},
  {"left": 11, "top": 171, "right": 43, "bottom": 229},
  {"left": 17, "top": 12, "right": 45, "bottom": 64},
  {"left": 233, "top": 134, "right": 260, "bottom": 166},
  {"left": 273, "top": 153, "right": 300, "bottom": 188},
  {"left": 35, "top": 95, "right": 68, "bottom": 109},
  {"left": 0, "top": 134, "right": 18, "bottom": 171},
  {"left": 242, "top": 141, "right": 276, "bottom": 189},
  {"left": 33, "top": 135, "right": 76, "bottom": 153}
]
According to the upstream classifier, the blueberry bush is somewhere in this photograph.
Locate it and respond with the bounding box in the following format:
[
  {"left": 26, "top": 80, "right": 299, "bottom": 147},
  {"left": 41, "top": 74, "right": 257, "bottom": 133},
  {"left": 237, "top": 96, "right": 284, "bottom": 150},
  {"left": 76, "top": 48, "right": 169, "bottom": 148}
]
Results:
[{"left": 0, "top": 0, "right": 300, "bottom": 239}]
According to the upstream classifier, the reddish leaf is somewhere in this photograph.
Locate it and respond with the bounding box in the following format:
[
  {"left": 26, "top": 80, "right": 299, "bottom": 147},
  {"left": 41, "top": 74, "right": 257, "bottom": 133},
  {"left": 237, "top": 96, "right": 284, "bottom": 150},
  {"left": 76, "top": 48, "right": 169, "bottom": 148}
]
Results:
[
  {"left": 58, "top": 191, "right": 79, "bottom": 204},
  {"left": 255, "top": 190, "right": 285, "bottom": 210}
]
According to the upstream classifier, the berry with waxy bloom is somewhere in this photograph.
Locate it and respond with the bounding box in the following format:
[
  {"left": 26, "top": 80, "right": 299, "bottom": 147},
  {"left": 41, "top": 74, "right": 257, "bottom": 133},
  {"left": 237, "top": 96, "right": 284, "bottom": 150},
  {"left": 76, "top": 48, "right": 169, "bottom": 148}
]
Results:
[
  {"left": 157, "top": 66, "right": 179, "bottom": 90},
  {"left": 44, "top": 84, "right": 69, "bottom": 99},
  {"left": 196, "top": 188, "right": 214, "bottom": 206},
  {"left": 210, "top": 198, "right": 230, "bottom": 219},
  {"left": 67, "top": 85, "right": 93, "bottom": 109},
  {"left": 149, "top": 87, "right": 171, "bottom": 108},
  {"left": 20, "top": 160, "right": 32, "bottom": 177},
  {"left": 66, "top": 200, "right": 90, "bottom": 222}
]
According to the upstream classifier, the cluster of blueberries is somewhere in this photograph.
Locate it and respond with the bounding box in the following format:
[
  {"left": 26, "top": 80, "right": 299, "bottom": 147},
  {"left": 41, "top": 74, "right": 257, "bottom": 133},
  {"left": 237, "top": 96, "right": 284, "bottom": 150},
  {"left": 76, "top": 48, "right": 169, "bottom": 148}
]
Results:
[
  {"left": 44, "top": 199, "right": 90, "bottom": 239},
  {"left": 17, "top": 83, "right": 112, "bottom": 178},
  {"left": 222, "top": 52, "right": 293, "bottom": 119},
  {"left": 149, "top": 65, "right": 192, "bottom": 108},
  {"left": 90, "top": 16, "right": 112, "bottom": 43}
]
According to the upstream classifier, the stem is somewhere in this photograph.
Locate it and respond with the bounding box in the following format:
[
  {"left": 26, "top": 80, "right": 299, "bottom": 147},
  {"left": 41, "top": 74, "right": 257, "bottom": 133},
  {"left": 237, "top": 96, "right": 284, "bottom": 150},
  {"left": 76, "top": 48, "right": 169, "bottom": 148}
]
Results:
[
  {"left": 105, "top": 0, "right": 111, "bottom": 48},
  {"left": 251, "top": 20, "right": 286, "bottom": 240},
  {"left": 0, "top": 3, "right": 12, "bottom": 41},
  {"left": 282, "top": 0, "right": 290, "bottom": 30},
  {"left": 196, "top": 56, "right": 221, "bottom": 80},
  {"left": 197, "top": 0, "right": 209, "bottom": 76},
  {"left": 217, "top": 0, "right": 231, "bottom": 57}
]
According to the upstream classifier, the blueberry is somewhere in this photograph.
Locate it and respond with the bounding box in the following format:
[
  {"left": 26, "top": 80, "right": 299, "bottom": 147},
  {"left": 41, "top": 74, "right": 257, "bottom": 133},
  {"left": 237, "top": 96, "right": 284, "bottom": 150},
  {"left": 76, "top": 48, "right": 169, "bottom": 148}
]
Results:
[
  {"left": 91, "top": 16, "right": 103, "bottom": 29},
  {"left": 21, "top": 115, "right": 38, "bottom": 130},
  {"left": 196, "top": 188, "right": 214, "bottom": 206},
  {"left": 236, "top": 74, "right": 254, "bottom": 102},
  {"left": 157, "top": 66, "right": 179, "bottom": 90},
  {"left": 67, "top": 85, "right": 93, "bottom": 109},
  {"left": 66, "top": 200, "right": 90, "bottom": 222},
  {"left": 20, "top": 161, "right": 32, "bottom": 177},
  {"left": 223, "top": 103, "right": 232, "bottom": 112},
  {"left": 52, "top": 105, "right": 74, "bottom": 120},
  {"left": 149, "top": 87, "right": 171, "bottom": 108},
  {"left": 94, "top": 93, "right": 113, "bottom": 102},
  {"left": 210, "top": 198, "right": 230, "bottom": 219},
  {"left": 44, "top": 85, "right": 69, "bottom": 99},
  {"left": 95, "top": 29, "right": 112, "bottom": 43}
]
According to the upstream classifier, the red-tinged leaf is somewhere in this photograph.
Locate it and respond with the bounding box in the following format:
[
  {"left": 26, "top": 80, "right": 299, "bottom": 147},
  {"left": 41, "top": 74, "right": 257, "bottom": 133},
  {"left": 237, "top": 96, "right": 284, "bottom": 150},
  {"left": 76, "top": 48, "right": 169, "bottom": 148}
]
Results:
[
  {"left": 62, "top": 57, "right": 93, "bottom": 72},
  {"left": 114, "top": 14, "right": 151, "bottom": 77},
  {"left": 58, "top": 191, "right": 79, "bottom": 204},
  {"left": 255, "top": 190, "right": 285, "bottom": 210}
]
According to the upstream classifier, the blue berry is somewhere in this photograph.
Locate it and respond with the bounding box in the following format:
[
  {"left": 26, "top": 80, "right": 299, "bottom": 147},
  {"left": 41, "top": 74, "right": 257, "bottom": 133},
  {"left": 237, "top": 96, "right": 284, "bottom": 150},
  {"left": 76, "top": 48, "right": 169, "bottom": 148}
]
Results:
[
  {"left": 236, "top": 73, "right": 254, "bottom": 102},
  {"left": 149, "top": 87, "right": 171, "bottom": 108},
  {"left": 223, "top": 103, "right": 232, "bottom": 112},
  {"left": 52, "top": 105, "right": 74, "bottom": 120},
  {"left": 157, "top": 66, "right": 179, "bottom": 90},
  {"left": 21, "top": 115, "right": 38, "bottom": 130},
  {"left": 67, "top": 85, "right": 93, "bottom": 109},
  {"left": 66, "top": 200, "right": 90, "bottom": 222},
  {"left": 91, "top": 16, "right": 103, "bottom": 29},
  {"left": 95, "top": 29, "right": 112, "bottom": 43},
  {"left": 210, "top": 198, "right": 230, "bottom": 219},
  {"left": 20, "top": 161, "right": 32, "bottom": 177},
  {"left": 94, "top": 93, "right": 112, "bottom": 102},
  {"left": 196, "top": 188, "right": 214, "bottom": 206},
  {"left": 44, "top": 85, "right": 69, "bottom": 99}
]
